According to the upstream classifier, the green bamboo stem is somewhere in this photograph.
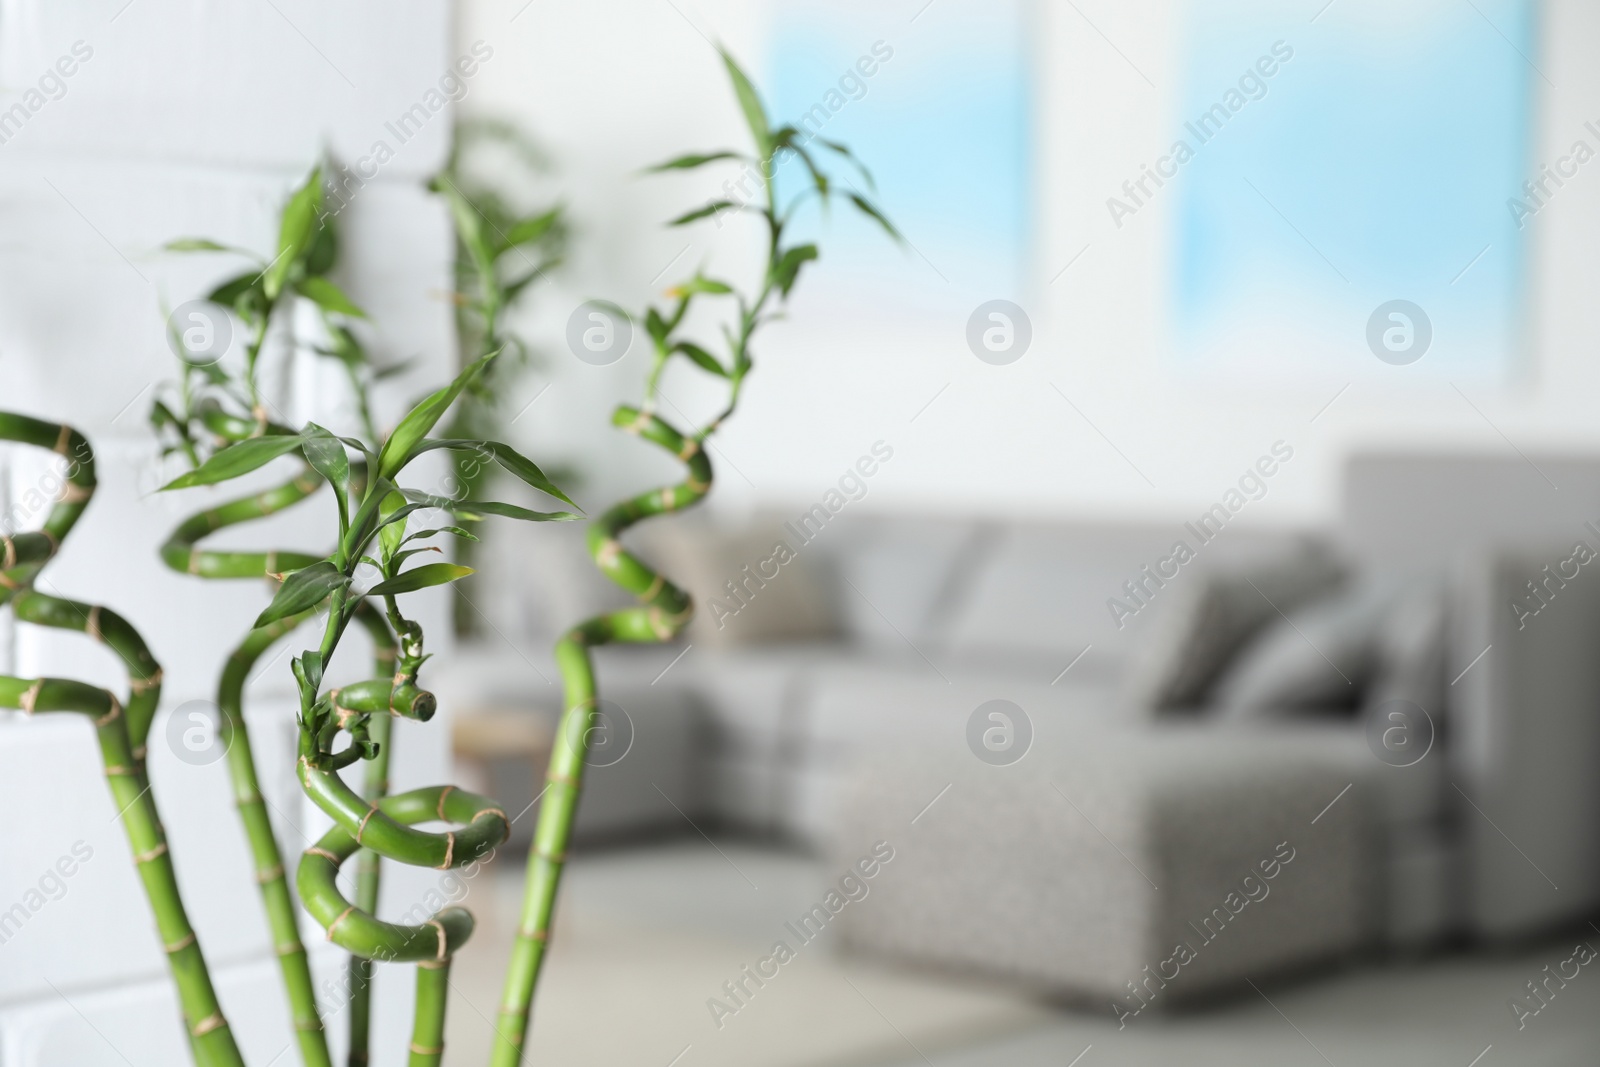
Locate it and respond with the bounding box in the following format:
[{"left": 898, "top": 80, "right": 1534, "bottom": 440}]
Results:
[
  {"left": 296, "top": 785, "right": 501, "bottom": 1067},
  {"left": 490, "top": 51, "right": 895, "bottom": 1061},
  {"left": 166, "top": 469, "right": 338, "bottom": 1067},
  {"left": 492, "top": 410, "right": 711, "bottom": 1061},
  {"left": 407, "top": 958, "right": 452, "bottom": 1067},
  {"left": 169, "top": 467, "right": 408, "bottom": 1067},
  {"left": 346, "top": 608, "right": 399, "bottom": 1067},
  {"left": 0, "top": 673, "right": 244, "bottom": 1067},
  {"left": 0, "top": 412, "right": 242, "bottom": 1067}
]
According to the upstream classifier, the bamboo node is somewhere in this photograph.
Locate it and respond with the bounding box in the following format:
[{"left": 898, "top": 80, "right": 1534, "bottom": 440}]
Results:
[
  {"left": 275, "top": 941, "right": 305, "bottom": 957},
  {"left": 516, "top": 924, "right": 549, "bottom": 941},
  {"left": 0, "top": 573, "right": 17, "bottom": 590},
  {"left": 85, "top": 604, "right": 102, "bottom": 643},
  {"left": 437, "top": 831, "right": 456, "bottom": 870},
  {"left": 658, "top": 488, "right": 676, "bottom": 511},
  {"left": 104, "top": 764, "right": 133, "bottom": 777},
  {"left": 356, "top": 806, "right": 378, "bottom": 846},
  {"left": 255, "top": 864, "right": 284, "bottom": 884},
  {"left": 52, "top": 423, "right": 71, "bottom": 455},
  {"left": 327, "top": 906, "right": 356, "bottom": 940},
  {"left": 686, "top": 475, "right": 710, "bottom": 493},
  {"left": 59, "top": 481, "right": 91, "bottom": 504},
  {"left": 474, "top": 807, "right": 507, "bottom": 823},
  {"left": 1, "top": 537, "right": 14, "bottom": 569},
  {"left": 306, "top": 846, "right": 339, "bottom": 863},
  {"left": 436, "top": 785, "right": 455, "bottom": 821},
  {"left": 191, "top": 1012, "right": 227, "bottom": 1037},
  {"left": 164, "top": 932, "right": 197, "bottom": 954},
  {"left": 133, "top": 842, "right": 169, "bottom": 864},
  {"left": 38, "top": 529, "right": 58, "bottom": 555},
  {"left": 535, "top": 846, "right": 567, "bottom": 864},
  {"left": 19, "top": 679, "right": 42, "bottom": 715},
  {"left": 429, "top": 918, "right": 449, "bottom": 961},
  {"left": 626, "top": 409, "right": 652, "bottom": 434},
  {"left": 93, "top": 699, "right": 122, "bottom": 727},
  {"left": 187, "top": 551, "right": 203, "bottom": 576},
  {"left": 130, "top": 669, "right": 163, "bottom": 693},
  {"left": 677, "top": 438, "right": 701, "bottom": 461},
  {"left": 132, "top": 745, "right": 147, "bottom": 762},
  {"left": 596, "top": 538, "right": 622, "bottom": 570},
  {"left": 416, "top": 959, "right": 448, "bottom": 970},
  {"left": 638, "top": 572, "right": 665, "bottom": 602},
  {"left": 409, "top": 1043, "right": 444, "bottom": 1055}
]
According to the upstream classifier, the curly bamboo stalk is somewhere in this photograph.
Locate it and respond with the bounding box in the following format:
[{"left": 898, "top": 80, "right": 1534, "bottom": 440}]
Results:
[
  {"left": 491, "top": 49, "right": 896, "bottom": 1063},
  {"left": 0, "top": 413, "right": 243, "bottom": 1067},
  {"left": 164, "top": 444, "right": 412, "bottom": 1066}
]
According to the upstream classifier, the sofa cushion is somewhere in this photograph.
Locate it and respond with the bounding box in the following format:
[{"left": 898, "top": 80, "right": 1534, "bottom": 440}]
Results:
[
  {"left": 1214, "top": 579, "right": 1393, "bottom": 718},
  {"left": 1123, "top": 540, "right": 1345, "bottom": 713}
]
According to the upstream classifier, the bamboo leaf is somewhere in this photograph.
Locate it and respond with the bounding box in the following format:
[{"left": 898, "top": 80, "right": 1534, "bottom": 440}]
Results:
[
  {"left": 264, "top": 167, "right": 323, "bottom": 300},
  {"left": 300, "top": 425, "right": 349, "bottom": 524},
  {"left": 367, "top": 562, "right": 474, "bottom": 597},
  {"left": 816, "top": 136, "right": 877, "bottom": 190},
  {"left": 409, "top": 439, "right": 579, "bottom": 509},
  {"left": 297, "top": 276, "right": 366, "bottom": 318},
  {"left": 501, "top": 208, "right": 561, "bottom": 251},
  {"left": 256, "top": 561, "right": 348, "bottom": 627},
  {"left": 673, "top": 341, "right": 727, "bottom": 377},
  {"left": 378, "top": 352, "right": 495, "bottom": 478},
  {"left": 378, "top": 491, "right": 409, "bottom": 559},
  {"left": 455, "top": 500, "right": 579, "bottom": 522},
  {"left": 404, "top": 526, "right": 479, "bottom": 544},
  {"left": 666, "top": 275, "right": 734, "bottom": 298},
  {"left": 645, "top": 308, "right": 669, "bottom": 350},
  {"left": 668, "top": 201, "right": 738, "bottom": 227},
  {"left": 208, "top": 272, "right": 264, "bottom": 318},
  {"left": 160, "top": 433, "right": 306, "bottom": 490},
  {"left": 720, "top": 49, "right": 771, "bottom": 158},
  {"left": 165, "top": 237, "right": 254, "bottom": 255},
  {"left": 773, "top": 243, "right": 819, "bottom": 297},
  {"left": 398, "top": 488, "right": 578, "bottom": 523},
  {"left": 847, "top": 193, "right": 900, "bottom": 241},
  {"left": 647, "top": 151, "right": 744, "bottom": 172}
]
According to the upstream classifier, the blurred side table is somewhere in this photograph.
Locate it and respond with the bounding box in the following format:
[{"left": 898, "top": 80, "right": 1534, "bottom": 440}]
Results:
[{"left": 452, "top": 707, "right": 553, "bottom": 850}]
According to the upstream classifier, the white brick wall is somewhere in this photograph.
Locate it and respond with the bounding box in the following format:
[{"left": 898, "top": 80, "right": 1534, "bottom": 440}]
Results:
[{"left": 0, "top": 3, "right": 461, "bottom": 1064}]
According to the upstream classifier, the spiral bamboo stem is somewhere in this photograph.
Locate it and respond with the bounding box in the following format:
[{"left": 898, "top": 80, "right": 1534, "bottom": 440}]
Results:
[
  {"left": 0, "top": 413, "right": 242, "bottom": 1067},
  {"left": 490, "top": 50, "right": 894, "bottom": 1062}
]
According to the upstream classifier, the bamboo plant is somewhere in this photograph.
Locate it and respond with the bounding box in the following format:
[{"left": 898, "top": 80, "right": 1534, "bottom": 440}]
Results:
[
  {"left": 490, "top": 50, "right": 896, "bottom": 1063},
  {"left": 156, "top": 167, "right": 578, "bottom": 1067},
  {"left": 0, "top": 415, "right": 244, "bottom": 1066},
  {"left": 429, "top": 119, "right": 566, "bottom": 636},
  {"left": 154, "top": 166, "right": 399, "bottom": 1067}
]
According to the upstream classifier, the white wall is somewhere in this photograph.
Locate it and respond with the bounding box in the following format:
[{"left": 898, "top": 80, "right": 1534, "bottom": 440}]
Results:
[
  {"left": 461, "top": 0, "right": 1600, "bottom": 534},
  {"left": 0, "top": 3, "right": 462, "bottom": 1064}
]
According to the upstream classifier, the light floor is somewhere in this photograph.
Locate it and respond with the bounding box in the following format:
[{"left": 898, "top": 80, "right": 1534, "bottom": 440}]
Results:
[{"left": 445, "top": 840, "right": 1600, "bottom": 1067}]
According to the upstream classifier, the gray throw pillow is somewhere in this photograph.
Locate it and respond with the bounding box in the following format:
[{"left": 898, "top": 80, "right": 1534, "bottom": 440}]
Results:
[
  {"left": 1214, "top": 580, "right": 1395, "bottom": 719},
  {"left": 1123, "top": 540, "right": 1346, "bottom": 713}
]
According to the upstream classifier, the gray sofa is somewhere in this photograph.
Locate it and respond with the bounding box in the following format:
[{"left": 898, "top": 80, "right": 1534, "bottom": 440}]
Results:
[{"left": 436, "top": 450, "right": 1600, "bottom": 1002}]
